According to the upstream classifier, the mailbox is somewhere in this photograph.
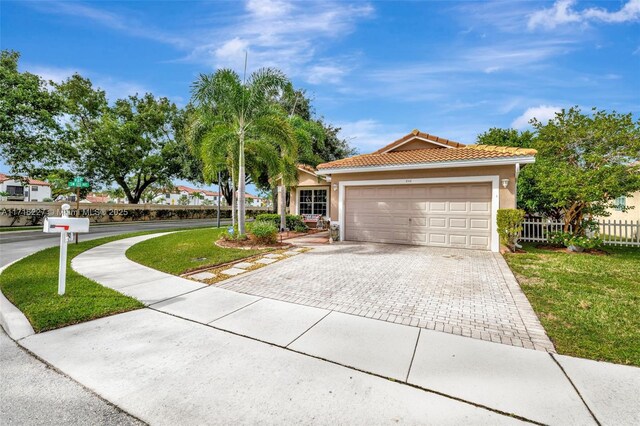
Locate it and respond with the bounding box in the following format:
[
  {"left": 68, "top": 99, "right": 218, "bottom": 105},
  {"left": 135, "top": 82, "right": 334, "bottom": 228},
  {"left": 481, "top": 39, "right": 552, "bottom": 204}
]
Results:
[{"left": 43, "top": 217, "right": 90, "bottom": 234}]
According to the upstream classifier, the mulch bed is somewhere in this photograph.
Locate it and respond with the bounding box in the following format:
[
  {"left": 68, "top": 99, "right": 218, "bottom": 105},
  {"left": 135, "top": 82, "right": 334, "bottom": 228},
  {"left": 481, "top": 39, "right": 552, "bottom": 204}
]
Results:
[{"left": 215, "top": 238, "right": 291, "bottom": 250}]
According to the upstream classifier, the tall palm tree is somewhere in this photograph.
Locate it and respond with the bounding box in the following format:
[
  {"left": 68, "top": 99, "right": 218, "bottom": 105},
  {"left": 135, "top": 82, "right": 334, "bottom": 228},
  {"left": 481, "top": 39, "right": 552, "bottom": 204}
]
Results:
[{"left": 190, "top": 68, "right": 294, "bottom": 235}]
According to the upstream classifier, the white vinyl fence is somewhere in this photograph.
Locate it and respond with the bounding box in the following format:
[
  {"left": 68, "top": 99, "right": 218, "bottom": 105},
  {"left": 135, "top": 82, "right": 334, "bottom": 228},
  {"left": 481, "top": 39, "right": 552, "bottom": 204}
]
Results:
[{"left": 521, "top": 217, "right": 640, "bottom": 247}]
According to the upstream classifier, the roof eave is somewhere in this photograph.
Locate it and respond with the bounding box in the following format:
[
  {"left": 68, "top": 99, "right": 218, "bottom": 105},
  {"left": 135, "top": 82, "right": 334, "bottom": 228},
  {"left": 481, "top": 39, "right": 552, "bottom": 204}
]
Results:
[{"left": 316, "top": 156, "right": 535, "bottom": 175}]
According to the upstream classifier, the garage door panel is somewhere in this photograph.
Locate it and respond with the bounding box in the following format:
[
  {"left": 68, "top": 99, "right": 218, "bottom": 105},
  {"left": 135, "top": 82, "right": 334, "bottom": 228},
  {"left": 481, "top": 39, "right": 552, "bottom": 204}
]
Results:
[
  {"left": 429, "top": 217, "right": 447, "bottom": 228},
  {"left": 449, "top": 202, "right": 468, "bottom": 212},
  {"left": 449, "top": 218, "right": 468, "bottom": 229},
  {"left": 428, "top": 202, "right": 447, "bottom": 212},
  {"left": 470, "top": 202, "right": 490, "bottom": 212},
  {"left": 470, "top": 235, "right": 490, "bottom": 247},
  {"left": 449, "top": 234, "right": 468, "bottom": 245},
  {"left": 470, "top": 218, "right": 490, "bottom": 230},
  {"left": 345, "top": 183, "right": 492, "bottom": 250}
]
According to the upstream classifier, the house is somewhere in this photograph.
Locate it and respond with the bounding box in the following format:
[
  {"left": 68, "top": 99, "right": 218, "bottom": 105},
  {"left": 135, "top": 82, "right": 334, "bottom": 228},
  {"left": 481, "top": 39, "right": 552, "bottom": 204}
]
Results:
[
  {"left": 244, "top": 193, "right": 266, "bottom": 207},
  {"left": 81, "top": 193, "right": 112, "bottom": 204},
  {"left": 0, "top": 173, "right": 52, "bottom": 202},
  {"left": 603, "top": 162, "right": 639, "bottom": 222},
  {"left": 286, "top": 130, "right": 536, "bottom": 252},
  {"left": 163, "top": 186, "right": 225, "bottom": 206}
]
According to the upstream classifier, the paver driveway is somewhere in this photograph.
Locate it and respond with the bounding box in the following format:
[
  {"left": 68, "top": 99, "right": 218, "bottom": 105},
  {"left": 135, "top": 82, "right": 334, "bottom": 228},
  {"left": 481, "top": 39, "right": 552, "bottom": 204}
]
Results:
[{"left": 217, "top": 242, "right": 554, "bottom": 351}]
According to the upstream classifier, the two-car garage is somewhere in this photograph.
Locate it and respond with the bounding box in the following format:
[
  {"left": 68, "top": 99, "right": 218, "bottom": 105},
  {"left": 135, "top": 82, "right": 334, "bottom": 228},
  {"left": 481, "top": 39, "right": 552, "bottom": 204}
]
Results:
[{"left": 343, "top": 182, "right": 493, "bottom": 250}]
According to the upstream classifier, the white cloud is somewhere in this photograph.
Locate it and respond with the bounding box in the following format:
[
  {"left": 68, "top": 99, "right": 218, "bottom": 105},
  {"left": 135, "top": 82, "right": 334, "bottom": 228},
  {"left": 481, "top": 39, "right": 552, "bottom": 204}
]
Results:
[
  {"left": 24, "top": 65, "right": 148, "bottom": 101},
  {"left": 511, "top": 105, "right": 562, "bottom": 129},
  {"left": 306, "top": 65, "right": 347, "bottom": 85},
  {"left": 528, "top": 0, "right": 640, "bottom": 30},
  {"left": 31, "top": 1, "right": 373, "bottom": 85},
  {"left": 334, "top": 119, "right": 406, "bottom": 153}
]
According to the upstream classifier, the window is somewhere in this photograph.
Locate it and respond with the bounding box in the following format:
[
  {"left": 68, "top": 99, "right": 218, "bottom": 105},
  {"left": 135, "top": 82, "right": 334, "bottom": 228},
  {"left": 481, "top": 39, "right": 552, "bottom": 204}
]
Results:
[
  {"left": 6, "top": 185, "right": 24, "bottom": 196},
  {"left": 31, "top": 186, "right": 38, "bottom": 192},
  {"left": 299, "top": 188, "right": 327, "bottom": 216},
  {"left": 615, "top": 196, "right": 626, "bottom": 211}
]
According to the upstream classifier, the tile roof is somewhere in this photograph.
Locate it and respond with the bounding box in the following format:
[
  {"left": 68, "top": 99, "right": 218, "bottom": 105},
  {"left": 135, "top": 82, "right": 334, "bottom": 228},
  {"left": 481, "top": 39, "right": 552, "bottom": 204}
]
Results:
[
  {"left": 317, "top": 145, "right": 537, "bottom": 170},
  {"left": 374, "top": 129, "right": 465, "bottom": 153},
  {"left": 0, "top": 173, "right": 51, "bottom": 186}
]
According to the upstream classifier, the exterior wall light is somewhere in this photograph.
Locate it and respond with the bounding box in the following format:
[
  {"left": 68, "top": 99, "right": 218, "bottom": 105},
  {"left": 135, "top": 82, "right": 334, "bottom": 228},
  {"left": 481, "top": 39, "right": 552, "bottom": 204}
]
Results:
[
  {"left": 501, "top": 178, "right": 510, "bottom": 188},
  {"left": 332, "top": 183, "right": 338, "bottom": 191}
]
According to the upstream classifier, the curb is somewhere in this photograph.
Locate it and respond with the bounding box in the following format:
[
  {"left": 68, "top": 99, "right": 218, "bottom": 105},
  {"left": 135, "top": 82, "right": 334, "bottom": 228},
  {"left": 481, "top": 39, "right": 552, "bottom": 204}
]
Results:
[{"left": 0, "top": 259, "right": 35, "bottom": 340}]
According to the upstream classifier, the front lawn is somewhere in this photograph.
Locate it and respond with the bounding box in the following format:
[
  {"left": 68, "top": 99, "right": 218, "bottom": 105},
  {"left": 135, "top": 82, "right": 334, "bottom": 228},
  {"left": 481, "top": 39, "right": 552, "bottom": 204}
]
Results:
[
  {"left": 125, "top": 227, "right": 266, "bottom": 275},
  {"left": 0, "top": 227, "right": 218, "bottom": 332},
  {"left": 504, "top": 244, "right": 640, "bottom": 366},
  {"left": 1, "top": 233, "right": 153, "bottom": 332}
]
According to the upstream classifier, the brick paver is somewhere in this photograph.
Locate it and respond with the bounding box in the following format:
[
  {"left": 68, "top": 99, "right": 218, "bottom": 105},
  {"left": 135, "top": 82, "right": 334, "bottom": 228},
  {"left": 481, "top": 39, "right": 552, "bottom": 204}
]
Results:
[{"left": 216, "top": 243, "right": 555, "bottom": 351}]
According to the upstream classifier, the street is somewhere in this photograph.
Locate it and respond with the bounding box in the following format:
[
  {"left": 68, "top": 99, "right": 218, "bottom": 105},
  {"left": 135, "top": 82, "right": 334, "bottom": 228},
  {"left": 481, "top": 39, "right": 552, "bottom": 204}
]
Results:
[{"left": 0, "top": 219, "right": 230, "bottom": 267}]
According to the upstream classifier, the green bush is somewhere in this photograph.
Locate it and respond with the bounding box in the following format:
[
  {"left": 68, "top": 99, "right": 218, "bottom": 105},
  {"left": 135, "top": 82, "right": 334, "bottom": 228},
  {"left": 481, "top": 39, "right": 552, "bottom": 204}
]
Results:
[
  {"left": 548, "top": 231, "right": 602, "bottom": 250},
  {"left": 255, "top": 213, "right": 307, "bottom": 231},
  {"left": 249, "top": 220, "right": 277, "bottom": 244},
  {"left": 497, "top": 209, "right": 525, "bottom": 252},
  {"left": 221, "top": 226, "right": 248, "bottom": 242}
]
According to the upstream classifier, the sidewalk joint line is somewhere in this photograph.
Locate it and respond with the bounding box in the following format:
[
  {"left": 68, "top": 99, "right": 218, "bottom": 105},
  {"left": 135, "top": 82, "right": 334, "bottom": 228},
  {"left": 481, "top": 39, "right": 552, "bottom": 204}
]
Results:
[
  {"left": 405, "top": 328, "right": 421, "bottom": 382},
  {"left": 146, "top": 307, "right": 542, "bottom": 425},
  {"left": 206, "top": 297, "right": 264, "bottom": 323},
  {"left": 549, "top": 353, "right": 602, "bottom": 426},
  {"left": 285, "top": 309, "right": 333, "bottom": 348}
]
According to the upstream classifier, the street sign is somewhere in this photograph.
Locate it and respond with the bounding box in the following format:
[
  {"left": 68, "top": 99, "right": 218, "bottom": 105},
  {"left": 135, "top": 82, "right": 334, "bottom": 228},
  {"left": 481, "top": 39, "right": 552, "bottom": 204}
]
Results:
[
  {"left": 43, "top": 204, "right": 90, "bottom": 295},
  {"left": 68, "top": 177, "right": 89, "bottom": 188}
]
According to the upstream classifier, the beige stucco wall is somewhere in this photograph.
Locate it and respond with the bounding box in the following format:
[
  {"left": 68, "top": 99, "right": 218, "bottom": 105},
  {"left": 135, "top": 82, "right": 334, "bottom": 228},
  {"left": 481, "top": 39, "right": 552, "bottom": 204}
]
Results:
[
  {"left": 287, "top": 169, "right": 330, "bottom": 214},
  {"left": 602, "top": 192, "right": 640, "bottom": 222},
  {"left": 323, "top": 164, "right": 517, "bottom": 221}
]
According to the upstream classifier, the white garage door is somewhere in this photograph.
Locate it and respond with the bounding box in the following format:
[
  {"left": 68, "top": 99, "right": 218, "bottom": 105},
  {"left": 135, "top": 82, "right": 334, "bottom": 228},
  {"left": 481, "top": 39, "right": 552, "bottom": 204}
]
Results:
[{"left": 344, "top": 183, "right": 492, "bottom": 250}]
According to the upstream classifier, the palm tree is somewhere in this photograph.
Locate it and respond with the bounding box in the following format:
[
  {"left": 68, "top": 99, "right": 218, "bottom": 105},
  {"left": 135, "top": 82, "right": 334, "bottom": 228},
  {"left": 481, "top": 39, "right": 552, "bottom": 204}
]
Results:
[{"left": 190, "top": 68, "right": 294, "bottom": 235}]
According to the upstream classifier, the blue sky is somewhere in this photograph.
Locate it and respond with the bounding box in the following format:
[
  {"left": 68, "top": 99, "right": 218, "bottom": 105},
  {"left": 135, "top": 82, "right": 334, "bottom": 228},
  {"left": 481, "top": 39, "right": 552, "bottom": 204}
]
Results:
[{"left": 2, "top": 0, "right": 639, "bottom": 192}]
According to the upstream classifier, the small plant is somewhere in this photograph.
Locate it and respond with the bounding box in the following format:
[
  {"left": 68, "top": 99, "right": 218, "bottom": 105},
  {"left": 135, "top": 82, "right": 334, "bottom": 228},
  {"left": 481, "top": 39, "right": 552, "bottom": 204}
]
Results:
[
  {"left": 221, "top": 226, "right": 248, "bottom": 242},
  {"left": 548, "top": 231, "right": 602, "bottom": 251},
  {"left": 256, "top": 213, "right": 306, "bottom": 231},
  {"left": 497, "top": 209, "right": 525, "bottom": 252},
  {"left": 249, "top": 220, "right": 278, "bottom": 244},
  {"left": 294, "top": 223, "right": 308, "bottom": 233}
]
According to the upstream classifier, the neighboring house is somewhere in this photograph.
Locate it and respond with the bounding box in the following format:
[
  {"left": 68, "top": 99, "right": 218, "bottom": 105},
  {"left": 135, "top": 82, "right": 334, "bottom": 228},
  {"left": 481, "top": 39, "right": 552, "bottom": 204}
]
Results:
[
  {"left": 603, "top": 162, "right": 639, "bottom": 222},
  {"left": 81, "top": 193, "right": 112, "bottom": 204},
  {"left": 163, "top": 186, "right": 226, "bottom": 206},
  {"left": 0, "top": 173, "right": 52, "bottom": 202},
  {"left": 605, "top": 192, "right": 640, "bottom": 222},
  {"left": 286, "top": 130, "right": 536, "bottom": 252},
  {"left": 244, "top": 193, "right": 266, "bottom": 207}
]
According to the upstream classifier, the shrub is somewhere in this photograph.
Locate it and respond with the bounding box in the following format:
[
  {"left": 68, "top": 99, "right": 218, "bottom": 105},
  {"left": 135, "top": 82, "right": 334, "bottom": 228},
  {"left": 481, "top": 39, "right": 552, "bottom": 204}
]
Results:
[
  {"left": 221, "top": 226, "right": 248, "bottom": 242},
  {"left": 497, "top": 209, "right": 525, "bottom": 252},
  {"left": 249, "top": 220, "right": 277, "bottom": 244},
  {"left": 548, "top": 231, "right": 602, "bottom": 251},
  {"left": 255, "top": 213, "right": 306, "bottom": 231}
]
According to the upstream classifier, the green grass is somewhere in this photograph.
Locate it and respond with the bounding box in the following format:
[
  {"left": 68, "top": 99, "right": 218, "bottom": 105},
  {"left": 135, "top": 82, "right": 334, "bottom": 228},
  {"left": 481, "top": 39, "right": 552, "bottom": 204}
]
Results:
[
  {"left": 504, "top": 244, "right": 640, "bottom": 366},
  {"left": 126, "top": 227, "right": 266, "bottom": 275},
  {"left": 0, "top": 227, "right": 215, "bottom": 332}
]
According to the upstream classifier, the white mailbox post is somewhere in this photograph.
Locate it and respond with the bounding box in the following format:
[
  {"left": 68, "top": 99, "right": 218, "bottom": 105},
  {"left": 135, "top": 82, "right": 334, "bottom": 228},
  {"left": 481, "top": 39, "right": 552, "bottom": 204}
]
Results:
[{"left": 43, "top": 204, "right": 90, "bottom": 295}]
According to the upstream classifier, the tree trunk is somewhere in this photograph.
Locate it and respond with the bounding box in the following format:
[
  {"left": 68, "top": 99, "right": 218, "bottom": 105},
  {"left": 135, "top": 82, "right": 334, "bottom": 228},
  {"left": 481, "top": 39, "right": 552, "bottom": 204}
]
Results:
[
  {"left": 238, "top": 130, "right": 246, "bottom": 235},
  {"left": 271, "top": 187, "right": 278, "bottom": 214},
  {"left": 231, "top": 185, "right": 236, "bottom": 229},
  {"left": 278, "top": 185, "right": 286, "bottom": 231}
]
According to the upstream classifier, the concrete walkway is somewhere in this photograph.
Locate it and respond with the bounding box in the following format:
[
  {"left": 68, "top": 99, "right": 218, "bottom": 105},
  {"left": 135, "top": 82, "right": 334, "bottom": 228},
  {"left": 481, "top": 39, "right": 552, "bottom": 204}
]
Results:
[{"left": 16, "top": 234, "right": 640, "bottom": 425}]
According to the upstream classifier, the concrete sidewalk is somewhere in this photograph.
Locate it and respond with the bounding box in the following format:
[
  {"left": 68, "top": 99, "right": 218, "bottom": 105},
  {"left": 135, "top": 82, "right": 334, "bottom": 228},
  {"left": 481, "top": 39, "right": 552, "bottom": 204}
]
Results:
[{"left": 17, "top": 234, "right": 640, "bottom": 425}]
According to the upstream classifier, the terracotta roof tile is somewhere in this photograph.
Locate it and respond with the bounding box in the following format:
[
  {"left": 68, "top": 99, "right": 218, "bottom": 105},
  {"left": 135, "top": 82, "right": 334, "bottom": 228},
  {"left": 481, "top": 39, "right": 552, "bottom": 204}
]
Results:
[
  {"left": 317, "top": 145, "right": 537, "bottom": 170},
  {"left": 374, "top": 129, "right": 465, "bottom": 153},
  {"left": 0, "top": 173, "right": 50, "bottom": 186}
]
